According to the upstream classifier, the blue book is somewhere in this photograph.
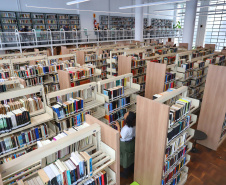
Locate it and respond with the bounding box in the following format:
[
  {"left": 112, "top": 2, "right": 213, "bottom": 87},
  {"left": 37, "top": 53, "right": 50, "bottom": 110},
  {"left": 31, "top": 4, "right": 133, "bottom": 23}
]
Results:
[
  {"left": 34, "top": 128, "right": 40, "bottom": 141},
  {"left": 21, "top": 133, "right": 26, "bottom": 145},
  {"left": 109, "top": 103, "right": 113, "bottom": 112},
  {"left": 77, "top": 114, "right": 81, "bottom": 126},
  {"left": 99, "top": 176, "right": 102, "bottom": 185},
  {"left": 66, "top": 170, "right": 71, "bottom": 185}
]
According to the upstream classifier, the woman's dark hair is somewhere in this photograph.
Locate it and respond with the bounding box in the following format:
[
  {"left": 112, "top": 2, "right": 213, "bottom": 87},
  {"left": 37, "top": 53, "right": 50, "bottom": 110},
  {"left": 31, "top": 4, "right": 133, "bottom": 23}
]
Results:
[{"left": 125, "top": 112, "right": 136, "bottom": 128}]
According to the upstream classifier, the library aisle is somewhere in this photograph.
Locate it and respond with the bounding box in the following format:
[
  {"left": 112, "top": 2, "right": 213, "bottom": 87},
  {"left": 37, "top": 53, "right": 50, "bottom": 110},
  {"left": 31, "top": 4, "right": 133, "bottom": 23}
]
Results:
[{"left": 121, "top": 129, "right": 226, "bottom": 185}]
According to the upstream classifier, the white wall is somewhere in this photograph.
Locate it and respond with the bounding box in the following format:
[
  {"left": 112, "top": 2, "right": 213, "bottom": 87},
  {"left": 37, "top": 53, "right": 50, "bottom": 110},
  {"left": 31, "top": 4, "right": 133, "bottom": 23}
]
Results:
[{"left": 0, "top": 0, "right": 175, "bottom": 31}]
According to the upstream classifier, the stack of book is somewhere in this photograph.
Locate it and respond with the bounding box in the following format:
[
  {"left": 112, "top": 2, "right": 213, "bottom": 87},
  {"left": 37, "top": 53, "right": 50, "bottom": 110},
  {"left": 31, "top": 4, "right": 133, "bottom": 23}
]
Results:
[
  {"left": 24, "top": 76, "right": 43, "bottom": 86},
  {"left": 164, "top": 72, "right": 176, "bottom": 91},
  {"left": 0, "top": 96, "right": 43, "bottom": 113},
  {"left": 0, "top": 124, "right": 49, "bottom": 162},
  {"left": 25, "top": 157, "right": 107, "bottom": 185},
  {"left": 131, "top": 67, "right": 146, "bottom": 76},
  {"left": 0, "top": 107, "right": 31, "bottom": 133},
  {"left": 103, "top": 86, "right": 124, "bottom": 101},
  {"left": 69, "top": 67, "right": 95, "bottom": 80},
  {"left": 52, "top": 97, "right": 84, "bottom": 119},
  {"left": 0, "top": 71, "right": 10, "bottom": 79},
  {"left": 14, "top": 65, "right": 44, "bottom": 78},
  {"left": 133, "top": 75, "right": 146, "bottom": 84},
  {"left": 104, "top": 96, "right": 130, "bottom": 113},
  {"left": 0, "top": 84, "right": 7, "bottom": 93},
  {"left": 105, "top": 108, "right": 127, "bottom": 124},
  {"left": 55, "top": 112, "right": 87, "bottom": 131},
  {"left": 131, "top": 59, "right": 146, "bottom": 68},
  {"left": 85, "top": 54, "right": 97, "bottom": 62},
  {"left": 168, "top": 98, "right": 191, "bottom": 128}
]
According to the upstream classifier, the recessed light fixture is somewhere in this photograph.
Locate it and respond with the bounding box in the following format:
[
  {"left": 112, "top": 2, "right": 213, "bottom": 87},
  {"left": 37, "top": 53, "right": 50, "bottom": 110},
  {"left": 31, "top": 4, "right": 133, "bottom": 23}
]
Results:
[
  {"left": 119, "top": 0, "right": 190, "bottom": 9},
  {"left": 66, "top": 0, "right": 90, "bottom": 5}
]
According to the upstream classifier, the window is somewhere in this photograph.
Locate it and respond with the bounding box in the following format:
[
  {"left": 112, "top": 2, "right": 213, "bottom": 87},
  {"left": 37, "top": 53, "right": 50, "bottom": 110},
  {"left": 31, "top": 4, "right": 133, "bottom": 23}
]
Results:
[{"left": 204, "top": 0, "right": 226, "bottom": 51}]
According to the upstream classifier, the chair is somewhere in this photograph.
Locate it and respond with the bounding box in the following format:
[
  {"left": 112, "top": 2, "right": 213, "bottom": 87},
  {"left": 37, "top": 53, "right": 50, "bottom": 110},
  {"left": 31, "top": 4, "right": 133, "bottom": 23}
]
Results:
[{"left": 120, "top": 138, "right": 135, "bottom": 169}]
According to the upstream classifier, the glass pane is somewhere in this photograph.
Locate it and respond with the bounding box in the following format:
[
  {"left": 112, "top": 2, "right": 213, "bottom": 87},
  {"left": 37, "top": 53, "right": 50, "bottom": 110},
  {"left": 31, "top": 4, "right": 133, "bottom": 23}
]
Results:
[
  {"left": 212, "top": 32, "right": 219, "bottom": 35},
  {"left": 213, "top": 25, "right": 220, "bottom": 28},
  {"left": 211, "top": 39, "right": 218, "bottom": 42}
]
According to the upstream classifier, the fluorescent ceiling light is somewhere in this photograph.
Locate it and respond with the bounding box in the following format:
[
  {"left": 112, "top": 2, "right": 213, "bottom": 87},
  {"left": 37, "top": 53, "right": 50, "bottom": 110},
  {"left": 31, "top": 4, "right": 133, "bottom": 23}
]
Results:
[
  {"left": 66, "top": 0, "right": 90, "bottom": 5},
  {"left": 155, "top": 3, "right": 226, "bottom": 12},
  {"left": 119, "top": 0, "right": 189, "bottom": 9},
  {"left": 25, "top": 4, "right": 176, "bottom": 17}
]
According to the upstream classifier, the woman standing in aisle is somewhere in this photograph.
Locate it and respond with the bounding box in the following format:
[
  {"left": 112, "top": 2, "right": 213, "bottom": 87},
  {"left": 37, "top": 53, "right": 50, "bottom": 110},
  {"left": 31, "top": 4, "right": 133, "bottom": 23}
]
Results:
[
  {"left": 114, "top": 111, "right": 136, "bottom": 178},
  {"left": 115, "top": 111, "right": 136, "bottom": 142}
]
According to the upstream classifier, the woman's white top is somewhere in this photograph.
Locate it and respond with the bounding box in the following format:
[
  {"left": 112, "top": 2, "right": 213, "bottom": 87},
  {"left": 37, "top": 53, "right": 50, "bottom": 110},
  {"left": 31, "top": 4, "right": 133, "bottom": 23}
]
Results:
[{"left": 120, "top": 125, "right": 136, "bottom": 142}]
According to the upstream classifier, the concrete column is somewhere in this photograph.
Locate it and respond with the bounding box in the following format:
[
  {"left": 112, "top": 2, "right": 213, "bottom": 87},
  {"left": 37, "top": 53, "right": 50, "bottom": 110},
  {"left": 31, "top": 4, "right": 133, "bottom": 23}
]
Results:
[
  {"left": 196, "top": 0, "right": 210, "bottom": 47},
  {"left": 135, "top": 0, "right": 144, "bottom": 41},
  {"left": 182, "top": 0, "right": 198, "bottom": 50}
]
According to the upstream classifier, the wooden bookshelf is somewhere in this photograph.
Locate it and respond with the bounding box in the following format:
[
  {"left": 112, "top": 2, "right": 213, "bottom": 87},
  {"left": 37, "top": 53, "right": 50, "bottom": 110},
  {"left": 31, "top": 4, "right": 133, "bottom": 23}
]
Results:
[
  {"left": 118, "top": 55, "right": 132, "bottom": 76},
  {"left": 0, "top": 116, "right": 118, "bottom": 185},
  {"left": 134, "top": 96, "right": 170, "bottom": 185},
  {"left": 86, "top": 115, "right": 120, "bottom": 185},
  {"left": 135, "top": 86, "right": 199, "bottom": 185},
  {"left": 46, "top": 82, "right": 105, "bottom": 131},
  {"left": 179, "top": 43, "right": 189, "bottom": 50},
  {"left": 97, "top": 73, "right": 140, "bottom": 128},
  {"left": 205, "top": 44, "right": 216, "bottom": 50},
  {"left": 197, "top": 65, "right": 226, "bottom": 150},
  {"left": 0, "top": 85, "right": 55, "bottom": 163},
  {"left": 175, "top": 49, "right": 225, "bottom": 101},
  {"left": 57, "top": 65, "right": 101, "bottom": 90},
  {"left": 145, "top": 62, "right": 166, "bottom": 99}
]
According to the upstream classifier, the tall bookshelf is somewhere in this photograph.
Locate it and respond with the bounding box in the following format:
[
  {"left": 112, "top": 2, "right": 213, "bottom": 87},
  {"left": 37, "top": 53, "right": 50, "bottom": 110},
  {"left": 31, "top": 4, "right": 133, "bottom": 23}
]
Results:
[
  {"left": 175, "top": 49, "right": 225, "bottom": 100},
  {"left": 0, "top": 11, "right": 80, "bottom": 32},
  {"left": 97, "top": 73, "right": 140, "bottom": 129},
  {"left": 117, "top": 49, "right": 146, "bottom": 94},
  {"left": 151, "top": 18, "right": 173, "bottom": 29},
  {"left": 197, "top": 65, "right": 226, "bottom": 150},
  {"left": 31, "top": 13, "right": 45, "bottom": 30},
  {"left": 17, "top": 12, "right": 32, "bottom": 31},
  {"left": 46, "top": 82, "right": 105, "bottom": 133},
  {"left": 99, "top": 15, "right": 147, "bottom": 29},
  {"left": 76, "top": 49, "right": 108, "bottom": 79},
  {"left": 0, "top": 116, "right": 119, "bottom": 185},
  {"left": 134, "top": 86, "right": 199, "bottom": 185},
  {"left": 0, "top": 11, "right": 18, "bottom": 32},
  {"left": 0, "top": 85, "right": 55, "bottom": 164},
  {"left": 57, "top": 65, "right": 101, "bottom": 90},
  {"left": 45, "top": 14, "right": 57, "bottom": 30}
]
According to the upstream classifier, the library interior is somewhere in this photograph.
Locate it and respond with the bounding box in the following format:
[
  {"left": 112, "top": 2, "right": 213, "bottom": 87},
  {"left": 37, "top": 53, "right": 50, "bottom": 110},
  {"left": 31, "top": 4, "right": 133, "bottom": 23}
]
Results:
[{"left": 0, "top": 0, "right": 226, "bottom": 185}]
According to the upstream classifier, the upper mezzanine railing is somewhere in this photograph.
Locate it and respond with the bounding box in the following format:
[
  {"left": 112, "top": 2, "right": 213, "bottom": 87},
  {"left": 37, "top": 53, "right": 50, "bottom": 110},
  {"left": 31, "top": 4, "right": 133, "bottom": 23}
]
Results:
[{"left": 0, "top": 29, "right": 183, "bottom": 50}]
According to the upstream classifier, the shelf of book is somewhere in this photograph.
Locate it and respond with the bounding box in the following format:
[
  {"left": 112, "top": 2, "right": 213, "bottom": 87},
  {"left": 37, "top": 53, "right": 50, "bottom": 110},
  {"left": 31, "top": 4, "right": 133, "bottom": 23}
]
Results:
[
  {"left": 46, "top": 82, "right": 105, "bottom": 129},
  {"left": 0, "top": 117, "right": 118, "bottom": 185},
  {"left": 0, "top": 128, "right": 56, "bottom": 161},
  {"left": 0, "top": 84, "right": 54, "bottom": 160},
  {"left": 197, "top": 65, "right": 226, "bottom": 150},
  {"left": 174, "top": 49, "right": 225, "bottom": 100},
  {"left": 97, "top": 73, "right": 140, "bottom": 128},
  {"left": 134, "top": 86, "right": 199, "bottom": 185},
  {"left": 57, "top": 65, "right": 101, "bottom": 90}
]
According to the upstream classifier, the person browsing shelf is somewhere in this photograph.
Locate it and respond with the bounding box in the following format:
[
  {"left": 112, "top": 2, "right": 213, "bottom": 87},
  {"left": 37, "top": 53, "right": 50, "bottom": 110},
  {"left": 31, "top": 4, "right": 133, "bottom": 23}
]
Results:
[
  {"left": 114, "top": 111, "right": 136, "bottom": 178},
  {"left": 115, "top": 111, "right": 136, "bottom": 142}
]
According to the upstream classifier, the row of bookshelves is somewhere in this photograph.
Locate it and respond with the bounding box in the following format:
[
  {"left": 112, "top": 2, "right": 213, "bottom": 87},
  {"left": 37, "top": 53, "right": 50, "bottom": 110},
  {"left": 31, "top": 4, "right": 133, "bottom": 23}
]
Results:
[
  {"left": 0, "top": 11, "right": 80, "bottom": 31},
  {"left": 99, "top": 15, "right": 148, "bottom": 29}
]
